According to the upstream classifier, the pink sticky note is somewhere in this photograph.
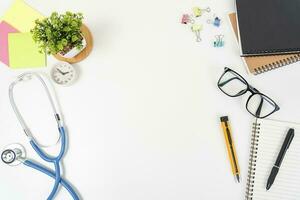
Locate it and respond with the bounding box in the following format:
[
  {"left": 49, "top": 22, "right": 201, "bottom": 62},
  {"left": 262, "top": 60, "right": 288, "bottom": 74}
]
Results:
[{"left": 0, "top": 21, "right": 19, "bottom": 66}]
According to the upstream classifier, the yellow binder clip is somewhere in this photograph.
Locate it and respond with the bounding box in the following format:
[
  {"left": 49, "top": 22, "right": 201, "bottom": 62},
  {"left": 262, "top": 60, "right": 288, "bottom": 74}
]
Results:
[
  {"left": 191, "top": 24, "right": 203, "bottom": 42},
  {"left": 192, "top": 7, "right": 210, "bottom": 17}
]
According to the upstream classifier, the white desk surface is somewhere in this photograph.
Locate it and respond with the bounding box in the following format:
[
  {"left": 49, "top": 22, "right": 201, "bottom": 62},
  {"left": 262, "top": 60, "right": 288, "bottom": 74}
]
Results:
[{"left": 1, "top": 0, "right": 300, "bottom": 199}]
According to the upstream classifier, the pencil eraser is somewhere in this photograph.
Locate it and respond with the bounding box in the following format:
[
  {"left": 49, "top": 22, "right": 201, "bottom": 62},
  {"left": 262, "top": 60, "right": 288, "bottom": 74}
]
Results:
[{"left": 220, "top": 116, "right": 228, "bottom": 122}]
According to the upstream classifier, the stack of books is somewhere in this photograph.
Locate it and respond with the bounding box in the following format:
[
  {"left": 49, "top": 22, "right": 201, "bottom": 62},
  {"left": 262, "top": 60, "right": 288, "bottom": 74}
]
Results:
[{"left": 230, "top": 0, "right": 300, "bottom": 75}]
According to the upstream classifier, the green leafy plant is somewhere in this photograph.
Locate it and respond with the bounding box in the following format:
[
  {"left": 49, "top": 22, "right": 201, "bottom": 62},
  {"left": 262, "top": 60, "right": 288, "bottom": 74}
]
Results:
[{"left": 31, "top": 12, "right": 84, "bottom": 55}]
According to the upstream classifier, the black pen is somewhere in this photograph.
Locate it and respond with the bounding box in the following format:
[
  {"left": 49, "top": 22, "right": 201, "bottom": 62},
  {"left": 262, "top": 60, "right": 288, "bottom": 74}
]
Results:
[{"left": 266, "top": 128, "right": 295, "bottom": 191}]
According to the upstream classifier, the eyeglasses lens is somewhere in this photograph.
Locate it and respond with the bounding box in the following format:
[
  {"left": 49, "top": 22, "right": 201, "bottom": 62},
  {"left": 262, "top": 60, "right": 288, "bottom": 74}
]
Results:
[
  {"left": 218, "top": 71, "right": 247, "bottom": 97},
  {"left": 247, "top": 94, "right": 277, "bottom": 118}
]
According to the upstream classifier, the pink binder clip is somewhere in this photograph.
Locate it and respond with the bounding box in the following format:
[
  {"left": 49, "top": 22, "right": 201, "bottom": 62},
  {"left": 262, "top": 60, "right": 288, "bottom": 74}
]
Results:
[{"left": 181, "top": 14, "right": 194, "bottom": 24}]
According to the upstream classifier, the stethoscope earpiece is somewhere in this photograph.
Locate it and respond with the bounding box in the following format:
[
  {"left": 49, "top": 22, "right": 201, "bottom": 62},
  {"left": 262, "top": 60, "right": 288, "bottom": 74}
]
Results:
[
  {"left": 1, "top": 143, "right": 26, "bottom": 166},
  {"left": 17, "top": 73, "right": 33, "bottom": 82}
]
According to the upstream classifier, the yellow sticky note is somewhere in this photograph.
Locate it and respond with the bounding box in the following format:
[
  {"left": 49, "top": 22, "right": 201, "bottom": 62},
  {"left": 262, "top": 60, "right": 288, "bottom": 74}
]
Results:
[
  {"left": 8, "top": 33, "right": 46, "bottom": 69},
  {"left": 2, "top": 0, "right": 44, "bottom": 32}
]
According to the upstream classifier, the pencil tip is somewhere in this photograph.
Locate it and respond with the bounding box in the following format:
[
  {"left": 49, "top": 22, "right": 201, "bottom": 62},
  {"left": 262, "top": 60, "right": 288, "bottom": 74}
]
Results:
[{"left": 236, "top": 174, "right": 240, "bottom": 183}]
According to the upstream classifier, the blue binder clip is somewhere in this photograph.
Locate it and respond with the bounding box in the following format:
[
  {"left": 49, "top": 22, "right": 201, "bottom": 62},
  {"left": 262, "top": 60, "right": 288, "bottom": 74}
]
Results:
[
  {"left": 214, "top": 35, "right": 224, "bottom": 47},
  {"left": 207, "top": 16, "right": 221, "bottom": 27},
  {"left": 213, "top": 17, "right": 221, "bottom": 27}
]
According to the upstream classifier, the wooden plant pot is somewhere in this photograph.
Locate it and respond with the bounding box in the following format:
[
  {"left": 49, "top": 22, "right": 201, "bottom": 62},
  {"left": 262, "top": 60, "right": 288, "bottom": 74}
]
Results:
[{"left": 54, "top": 24, "right": 93, "bottom": 63}]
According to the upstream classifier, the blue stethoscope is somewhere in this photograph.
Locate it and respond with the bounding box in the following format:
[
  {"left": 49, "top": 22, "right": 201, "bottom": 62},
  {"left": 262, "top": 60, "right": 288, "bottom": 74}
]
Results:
[{"left": 1, "top": 73, "right": 80, "bottom": 200}]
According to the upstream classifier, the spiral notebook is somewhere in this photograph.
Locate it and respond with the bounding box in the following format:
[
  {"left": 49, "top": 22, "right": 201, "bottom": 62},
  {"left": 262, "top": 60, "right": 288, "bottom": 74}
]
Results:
[
  {"left": 229, "top": 13, "right": 300, "bottom": 75},
  {"left": 246, "top": 118, "right": 300, "bottom": 200}
]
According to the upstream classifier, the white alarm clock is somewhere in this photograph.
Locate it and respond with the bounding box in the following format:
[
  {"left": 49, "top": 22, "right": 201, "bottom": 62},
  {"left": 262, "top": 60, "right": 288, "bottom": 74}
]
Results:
[{"left": 51, "top": 62, "right": 77, "bottom": 86}]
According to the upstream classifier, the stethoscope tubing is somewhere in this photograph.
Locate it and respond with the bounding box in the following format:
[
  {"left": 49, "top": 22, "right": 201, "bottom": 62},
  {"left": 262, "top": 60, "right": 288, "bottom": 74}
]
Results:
[
  {"left": 29, "top": 127, "right": 66, "bottom": 200},
  {"left": 23, "top": 159, "right": 79, "bottom": 200},
  {"left": 9, "top": 73, "right": 62, "bottom": 140},
  {"left": 29, "top": 127, "right": 66, "bottom": 163}
]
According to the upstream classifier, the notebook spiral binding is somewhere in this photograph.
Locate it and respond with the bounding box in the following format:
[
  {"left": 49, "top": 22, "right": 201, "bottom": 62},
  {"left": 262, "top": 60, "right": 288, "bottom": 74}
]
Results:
[
  {"left": 254, "top": 54, "right": 300, "bottom": 75},
  {"left": 245, "top": 122, "right": 261, "bottom": 200}
]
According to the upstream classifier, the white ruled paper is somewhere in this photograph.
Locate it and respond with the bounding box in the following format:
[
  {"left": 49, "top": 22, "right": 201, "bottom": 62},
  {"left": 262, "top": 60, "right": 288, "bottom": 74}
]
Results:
[{"left": 250, "top": 119, "right": 300, "bottom": 200}]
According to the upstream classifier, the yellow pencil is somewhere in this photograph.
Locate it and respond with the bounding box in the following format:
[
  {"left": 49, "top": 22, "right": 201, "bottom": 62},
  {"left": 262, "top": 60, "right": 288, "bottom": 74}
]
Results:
[{"left": 220, "top": 116, "right": 240, "bottom": 183}]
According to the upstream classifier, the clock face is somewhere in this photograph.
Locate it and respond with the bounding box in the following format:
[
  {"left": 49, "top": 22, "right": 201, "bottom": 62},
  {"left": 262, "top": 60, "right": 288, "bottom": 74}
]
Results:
[{"left": 51, "top": 62, "right": 77, "bottom": 85}]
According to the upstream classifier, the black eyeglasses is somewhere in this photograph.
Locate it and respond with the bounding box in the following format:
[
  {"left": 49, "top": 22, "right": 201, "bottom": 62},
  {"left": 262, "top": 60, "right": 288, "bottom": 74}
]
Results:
[{"left": 217, "top": 67, "right": 280, "bottom": 118}]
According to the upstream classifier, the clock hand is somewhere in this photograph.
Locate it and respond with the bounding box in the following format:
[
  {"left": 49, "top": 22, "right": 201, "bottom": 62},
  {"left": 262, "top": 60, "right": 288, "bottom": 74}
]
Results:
[
  {"left": 62, "top": 71, "right": 70, "bottom": 75},
  {"left": 56, "top": 68, "right": 70, "bottom": 75},
  {"left": 56, "top": 68, "right": 65, "bottom": 75}
]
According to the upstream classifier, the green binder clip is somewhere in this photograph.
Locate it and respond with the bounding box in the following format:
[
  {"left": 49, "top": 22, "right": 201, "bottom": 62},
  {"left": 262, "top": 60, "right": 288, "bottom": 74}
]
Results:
[{"left": 214, "top": 35, "right": 224, "bottom": 47}]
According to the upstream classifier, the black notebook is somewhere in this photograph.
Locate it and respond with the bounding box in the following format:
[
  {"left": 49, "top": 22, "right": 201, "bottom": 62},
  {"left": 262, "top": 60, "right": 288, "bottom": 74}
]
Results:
[{"left": 236, "top": 0, "right": 300, "bottom": 56}]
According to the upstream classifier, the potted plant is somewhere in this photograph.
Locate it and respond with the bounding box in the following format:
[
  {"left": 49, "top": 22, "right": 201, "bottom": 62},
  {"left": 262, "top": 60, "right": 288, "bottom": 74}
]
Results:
[{"left": 31, "top": 12, "right": 86, "bottom": 58}]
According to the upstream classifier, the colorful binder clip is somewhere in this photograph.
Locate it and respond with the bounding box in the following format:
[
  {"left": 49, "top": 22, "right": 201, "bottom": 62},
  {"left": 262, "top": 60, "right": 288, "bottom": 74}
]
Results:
[
  {"left": 214, "top": 35, "right": 224, "bottom": 47},
  {"left": 192, "top": 7, "right": 210, "bottom": 17},
  {"left": 191, "top": 24, "right": 203, "bottom": 42},
  {"left": 181, "top": 14, "right": 194, "bottom": 24},
  {"left": 207, "top": 16, "right": 221, "bottom": 27}
]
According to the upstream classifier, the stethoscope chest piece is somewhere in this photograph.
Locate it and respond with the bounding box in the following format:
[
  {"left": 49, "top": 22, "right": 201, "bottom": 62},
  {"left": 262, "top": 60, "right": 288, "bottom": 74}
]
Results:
[{"left": 1, "top": 143, "right": 26, "bottom": 166}]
